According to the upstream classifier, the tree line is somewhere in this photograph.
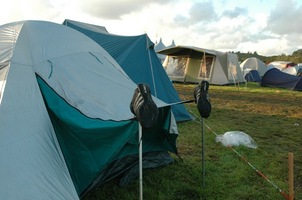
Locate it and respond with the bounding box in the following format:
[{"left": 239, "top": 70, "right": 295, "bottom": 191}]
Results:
[{"left": 233, "top": 49, "right": 302, "bottom": 64}]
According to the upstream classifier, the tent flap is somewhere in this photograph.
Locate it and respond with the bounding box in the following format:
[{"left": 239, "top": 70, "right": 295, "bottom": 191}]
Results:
[{"left": 37, "top": 76, "right": 178, "bottom": 195}]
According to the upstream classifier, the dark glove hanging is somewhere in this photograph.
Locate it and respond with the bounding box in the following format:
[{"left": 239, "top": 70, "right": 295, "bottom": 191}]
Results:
[
  {"left": 194, "top": 81, "right": 211, "bottom": 118},
  {"left": 130, "top": 83, "right": 159, "bottom": 128}
]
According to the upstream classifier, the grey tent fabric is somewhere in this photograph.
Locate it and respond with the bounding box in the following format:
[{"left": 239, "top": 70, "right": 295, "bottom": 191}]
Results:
[
  {"left": 0, "top": 20, "right": 179, "bottom": 199},
  {"left": 240, "top": 57, "right": 267, "bottom": 77},
  {"left": 0, "top": 21, "right": 80, "bottom": 200}
]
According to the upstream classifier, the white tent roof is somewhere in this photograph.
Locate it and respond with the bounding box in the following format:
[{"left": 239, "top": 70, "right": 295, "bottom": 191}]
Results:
[
  {"left": 240, "top": 57, "right": 267, "bottom": 76},
  {"left": 268, "top": 61, "right": 291, "bottom": 70},
  {"left": 282, "top": 66, "right": 300, "bottom": 75},
  {"left": 154, "top": 38, "right": 167, "bottom": 61},
  {"left": 154, "top": 38, "right": 166, "bottom": 52}
]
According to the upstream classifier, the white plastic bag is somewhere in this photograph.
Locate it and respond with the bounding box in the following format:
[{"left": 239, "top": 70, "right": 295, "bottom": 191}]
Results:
[{"left": 215, "top": 131, "right": 257, "bottom": 148}]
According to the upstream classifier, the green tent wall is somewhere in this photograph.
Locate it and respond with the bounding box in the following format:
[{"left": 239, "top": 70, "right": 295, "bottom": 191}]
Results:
[{"left": 63, "top": 19, "right": 192, "bottom": 122}]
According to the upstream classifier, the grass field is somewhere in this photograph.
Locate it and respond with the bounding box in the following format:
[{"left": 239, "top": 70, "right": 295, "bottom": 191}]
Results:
[{"left": 84, "top": 82, "right": 302, "bottom": 200}]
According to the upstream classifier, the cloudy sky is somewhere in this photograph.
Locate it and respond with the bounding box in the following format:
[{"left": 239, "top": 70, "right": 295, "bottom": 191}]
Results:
[{"left": 1, "top": 0, "right": 302, "bottom": 56}]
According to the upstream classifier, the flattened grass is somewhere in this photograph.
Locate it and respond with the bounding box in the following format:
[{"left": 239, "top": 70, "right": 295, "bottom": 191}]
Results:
[{"left": 84, "top": 82, "right": 302, "bottom": 200}]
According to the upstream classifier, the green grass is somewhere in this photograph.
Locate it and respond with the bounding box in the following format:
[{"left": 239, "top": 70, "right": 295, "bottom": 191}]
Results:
[{"left": 83, "top": 82, "right": 302, "bottom": 200}]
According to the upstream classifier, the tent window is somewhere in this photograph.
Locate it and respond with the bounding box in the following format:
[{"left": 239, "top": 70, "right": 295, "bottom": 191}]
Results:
[
  {"left": 198, "top": 56, "right": 214, "bottom": 79},
  {"left": 164, "top": 56, "right": 188, "bottom": 77},
  {"left": 228, "top": 65, "right": 238, "bottom": 80},
  {"left": 227, "top": 55, "right": 239, "bottom": 80}
]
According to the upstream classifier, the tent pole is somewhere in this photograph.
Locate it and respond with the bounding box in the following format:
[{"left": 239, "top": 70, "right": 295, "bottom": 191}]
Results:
[
  {"left": 130, "top": 83, "right": 159, "bottom": 200},
  {"left": 202, "top": 117, "right": 205, "bottom": 187},
  {"left": 139, "top": 123, "right": 143, "bottom": 200},
  {"left": 146, "top": 35, "right": 158, "bottom": 98},
  {"left": 193, "top": 81, "right": 211, "bottom": 199},
  {"left": 201, "top": 117, "right": 206, "bottom": 200},
  {"left": 203, "top": 50, "right": 206, "bottom": 79}
]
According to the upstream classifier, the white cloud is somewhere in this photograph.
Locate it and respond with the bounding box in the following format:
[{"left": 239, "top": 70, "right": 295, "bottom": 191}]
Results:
[
  {"left": 174, "top": 1, "right": 217, "bottom": 26},
  {"left": 0, "top": 0, "right": 58, "bottom": 23},
  {"left": 222, "top": 7, "right": 248, "bottom": 18},
  {"left": 0, "top": 0, "right": 302, "bottom": 56},
  {"left": 237, "top": 37, "right": 289, "bottom": 56},
  {"left": 266, "top": 0, "right": 302, "bottom": 35},
  {"left": 79, "top": 0, "right": 173, "bottom": 20}
]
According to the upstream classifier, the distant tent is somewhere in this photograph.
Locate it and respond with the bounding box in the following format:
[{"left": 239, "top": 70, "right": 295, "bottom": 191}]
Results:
[
  {"left": 260, "top": 68, "right": 302, "bottom": 91},
  {"left": 297, "top": 68, "right": 302, "bottom": 76},
  {"left": 155, "top": 38, "right": 166, "bottom": 51},
  {"left": 267, "top": 61, "right": 293, "bottom": 71},
  {"left": 268, "top": 61, "right": 300, "bottom": 76},
  {"left": 0, "top": 20, "right": 179, "bottom": 199},
  {"left": 240, "top": 57, "right": 267, "bottom": 77},
  {"left": 154, "top": 38, "right": 166, "bottom": 63},
  {"left": 63, "top": 19, "right": 192, "bottom": 122},
  {"left": 167, "top": 39, "right": 176, "bottom": 48},
  {"left": 157, "top": 45, "right": 245, "bottom": 85},
  {"left": 245, "top": 69, "right": 261, "bottom": 82},
  {"left": 282, "top": 66, "right": 299, "bottom": 75}
]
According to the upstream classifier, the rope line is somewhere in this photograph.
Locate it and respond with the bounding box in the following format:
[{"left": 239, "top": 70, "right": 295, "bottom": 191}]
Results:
[
  {"left": 227, "top": 145, "right": 290, "bottom": 199},
  {"left": 174, "top": 83, "right": 290, "bottom": 199},
  {"left": 202, "top": 122, "right": 290, "bottom": 200}
]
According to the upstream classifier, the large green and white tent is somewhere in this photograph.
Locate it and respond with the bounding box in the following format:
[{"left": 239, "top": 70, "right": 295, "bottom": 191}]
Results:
[
  {"left": 0, "top": 20, "right": 178, "bottom": 199},
  {"left": 63, "top": 19, "right": 192, "bottom": 122},
  {"left": 157, "top": 45, "right": 245, "bottom": 85}
]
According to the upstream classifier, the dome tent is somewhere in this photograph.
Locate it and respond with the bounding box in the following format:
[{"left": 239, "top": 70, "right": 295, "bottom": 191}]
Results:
[
  {"left": 240, "top": 57, "right": 267, "bottom": 77},
  {"left": 0, "top": 20, "right": 179, "bottom": 199},
  {"left": 244, "top": 69, "right": 261, "bottom": 82}
]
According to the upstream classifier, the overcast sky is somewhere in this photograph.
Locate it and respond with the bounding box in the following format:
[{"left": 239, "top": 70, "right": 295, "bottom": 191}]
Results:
[{"left": 1, "top": 0, "right": 302, "bottom": 56}]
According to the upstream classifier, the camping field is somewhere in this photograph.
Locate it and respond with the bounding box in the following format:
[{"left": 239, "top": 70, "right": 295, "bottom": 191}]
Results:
[{"left": 83, "top": 82, "right": 302, "bottom": 200}]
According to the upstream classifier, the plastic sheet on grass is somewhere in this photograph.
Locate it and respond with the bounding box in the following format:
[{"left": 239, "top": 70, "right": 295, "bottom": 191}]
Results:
[{"left": 215, "top": 131, "right": 258, "bottom": 149}]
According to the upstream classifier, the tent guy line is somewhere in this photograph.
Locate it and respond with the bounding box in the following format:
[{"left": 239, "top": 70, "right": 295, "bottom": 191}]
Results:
[{"left": 204, "top": 123, "right": 290, "bottom": 200}]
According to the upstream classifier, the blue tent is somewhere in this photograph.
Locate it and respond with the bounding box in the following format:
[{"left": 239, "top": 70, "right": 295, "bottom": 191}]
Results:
[
  {"left": 63, "top": 19, "right": 192, "bottom": 122},
  {"left": 245, "top": 70, "right": 261, "bottom": 82},
  {"left": 260, "top": 68, "right": 302, "bottom": 91}
]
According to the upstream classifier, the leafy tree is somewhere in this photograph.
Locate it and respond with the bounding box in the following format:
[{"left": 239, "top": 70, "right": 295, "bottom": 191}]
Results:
[
  {"left": 292, "top": 49, "right": 302, "bottom": 56},
  {"left": 236, "top": 49, "right": 302, "bottom": 64}
]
